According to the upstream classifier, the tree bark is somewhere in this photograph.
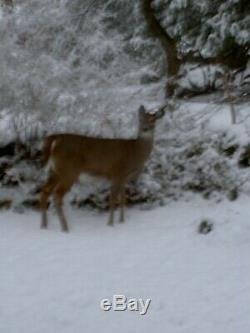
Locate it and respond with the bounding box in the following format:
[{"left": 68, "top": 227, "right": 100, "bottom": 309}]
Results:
[
  {"left": 2, "top": 0, "right": 13, "bottom": 7},
  {"left": 141, "top": 0, "right": 181, "bottom": 96}
]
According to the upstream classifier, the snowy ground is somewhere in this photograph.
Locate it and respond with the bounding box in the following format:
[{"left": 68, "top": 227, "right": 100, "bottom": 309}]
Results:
[{"left": 1, "top": 196, "right": 250, "bottom": 333}]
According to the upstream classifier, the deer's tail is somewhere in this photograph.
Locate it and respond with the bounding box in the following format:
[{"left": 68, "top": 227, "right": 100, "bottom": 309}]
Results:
[{"left": 41, "top": 136, "right": 56, "bottom": 167}]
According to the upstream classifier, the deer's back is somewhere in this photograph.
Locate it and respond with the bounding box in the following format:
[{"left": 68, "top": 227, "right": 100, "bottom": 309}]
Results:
[{"left": 47, "top": 134, "right": 153, "bottom": 180}]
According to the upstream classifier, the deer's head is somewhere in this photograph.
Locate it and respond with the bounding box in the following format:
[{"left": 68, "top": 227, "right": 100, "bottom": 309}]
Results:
[{"left": 138, "top": 105, "right": 165, "bottom": 137}]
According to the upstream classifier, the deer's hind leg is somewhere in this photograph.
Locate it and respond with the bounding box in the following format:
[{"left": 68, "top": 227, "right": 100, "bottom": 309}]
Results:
[
  {"left": 54, "top": 177, "right": 77, "bottom": 232},
  {"left": 108, "top": 182, "right": 124, "bottom": 226},
  {"left": 40, "top": 172, "right": 59, "bottom": 229},
  {"left": 107, "top": 185, "right": 117, "bottom": 226},
  {"left": 119, "top": 185, "right": 126, "bottom": 223}
]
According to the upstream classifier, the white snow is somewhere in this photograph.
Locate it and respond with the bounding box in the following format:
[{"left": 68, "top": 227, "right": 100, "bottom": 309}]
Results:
[{"left": 1, "top": 195, "right": 250, "bottom": 332}]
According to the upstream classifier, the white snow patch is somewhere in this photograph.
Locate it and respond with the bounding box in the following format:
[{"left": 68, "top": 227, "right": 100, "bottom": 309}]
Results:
[{"left": 1, "top": 196, "right": 250, "bottom": 332}]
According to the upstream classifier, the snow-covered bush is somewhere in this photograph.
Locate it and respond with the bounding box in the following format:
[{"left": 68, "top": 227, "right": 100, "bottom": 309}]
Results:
[
  {"left": 0, "top": 1, "right": 249, "bottom": 211},
  {"left": 1, "top": 101, "right": 250, "bottom": 211}
]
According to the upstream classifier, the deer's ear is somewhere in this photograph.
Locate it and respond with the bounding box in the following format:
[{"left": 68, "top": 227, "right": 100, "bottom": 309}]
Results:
[
  {"left": 138, "top": 105, "right": 146, "bottom": 115},
  {"left": 155, "top": 107, "right": 165, "bottom": 119}
]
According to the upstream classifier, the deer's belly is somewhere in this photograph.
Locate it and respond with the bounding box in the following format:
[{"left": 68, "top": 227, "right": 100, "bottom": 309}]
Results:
[{"left": 78, "top": 172, "right": 110, "bottom": 190}]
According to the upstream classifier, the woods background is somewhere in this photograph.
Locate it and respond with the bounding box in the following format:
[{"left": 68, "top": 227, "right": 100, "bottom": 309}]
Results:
[{"left": 0, "top": 0, "right": 249, "bottom": 211}]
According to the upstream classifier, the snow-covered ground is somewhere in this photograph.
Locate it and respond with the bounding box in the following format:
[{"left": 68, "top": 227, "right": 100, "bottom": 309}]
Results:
[{"left": 1, "top": 195, "right": 250, "bottom": 333}]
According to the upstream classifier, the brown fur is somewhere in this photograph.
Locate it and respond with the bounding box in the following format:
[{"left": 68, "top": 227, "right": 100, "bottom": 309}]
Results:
[{"left": 40, "top": 105, "right": 165, "bottom": 231}]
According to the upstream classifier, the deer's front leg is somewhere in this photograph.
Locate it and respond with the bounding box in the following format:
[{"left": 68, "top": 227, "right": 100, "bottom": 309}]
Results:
[
  {"left": 107, "top": 184, "right": 120, "bottom": 226},
  {"left": 54, "top": 185, "right": 70, "bottom": 232},
  {"left": 119, "top": 185, "right": 126, "bottom": 223},
  {"left": 40, "top": 190, "right": 49, "bottom": 229}
]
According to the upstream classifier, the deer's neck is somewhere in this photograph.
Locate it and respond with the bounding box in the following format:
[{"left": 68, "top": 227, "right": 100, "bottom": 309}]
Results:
[
  {"left": 136, "top": 128, "right": 155, "bottom": 159},
  {"left": 138, "top": 127, "right": 155, "bottom": 142}
]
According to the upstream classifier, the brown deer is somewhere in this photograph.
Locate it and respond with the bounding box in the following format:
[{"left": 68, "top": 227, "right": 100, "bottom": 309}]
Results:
[{"left": 40, "top": 104, "right": 165, "bottom": 231}]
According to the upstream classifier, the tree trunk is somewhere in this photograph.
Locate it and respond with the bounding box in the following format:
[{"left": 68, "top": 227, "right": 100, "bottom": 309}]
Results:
[
  {"left": 141, "top": 0, "right": 181, "bottom": 96},
  {"left": 2, "top": 0, "right": 13, "bottom": 7}
]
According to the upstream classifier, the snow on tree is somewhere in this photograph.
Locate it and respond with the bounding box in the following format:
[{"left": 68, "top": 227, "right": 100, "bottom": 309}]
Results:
[
  {"left": 147, "top": 0, "right": 250, "bottom": 94},
  {"left": 0, "top": 0, "right": 249, "bottom": 210}
]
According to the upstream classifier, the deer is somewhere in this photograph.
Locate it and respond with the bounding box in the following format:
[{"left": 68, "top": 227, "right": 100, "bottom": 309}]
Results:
[{"left": 40, "top": 104, "right": 165, "bottom": 232}]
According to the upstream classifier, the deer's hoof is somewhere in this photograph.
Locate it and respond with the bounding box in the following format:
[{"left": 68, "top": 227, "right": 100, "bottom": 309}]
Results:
[{"left": 107, "top": 222, "right": 114, "bottom": 227}]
